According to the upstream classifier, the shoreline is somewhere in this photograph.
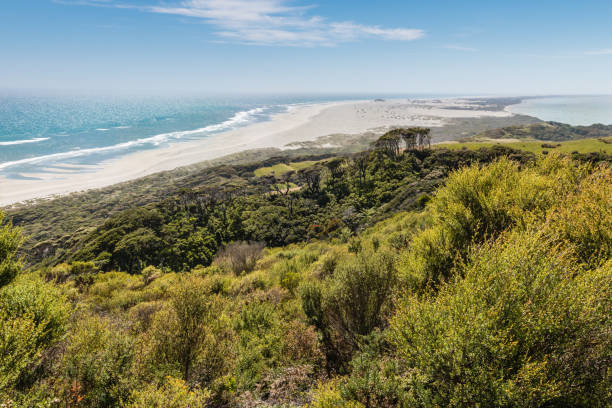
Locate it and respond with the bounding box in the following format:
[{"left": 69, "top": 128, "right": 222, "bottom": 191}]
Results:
[{"left": 0, "top": 98, "right": 513, "bottom": 206}]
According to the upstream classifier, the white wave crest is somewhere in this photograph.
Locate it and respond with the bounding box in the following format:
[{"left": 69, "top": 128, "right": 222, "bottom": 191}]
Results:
[
  {"left": 0, "top": 107, "right": 266, "bottom": 170},
  {"left": 0, "top": 137, "right": 49, "bottom": 146}
]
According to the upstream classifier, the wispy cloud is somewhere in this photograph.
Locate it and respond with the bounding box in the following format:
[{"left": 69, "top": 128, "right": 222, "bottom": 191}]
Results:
[
  {"left": 59, "top": 0, "right": 425, "bottom": 46},
  {"left": 585, "top": 48, "right": 612, "bottom": 55},
  {"left": 444, "top": 45, "right": 477, "bottom": 52}
]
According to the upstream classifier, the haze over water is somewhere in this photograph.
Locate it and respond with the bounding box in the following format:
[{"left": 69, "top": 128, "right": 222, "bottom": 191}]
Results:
[{"left": 508, "top": 96, "right": 612, "bottom": 126}]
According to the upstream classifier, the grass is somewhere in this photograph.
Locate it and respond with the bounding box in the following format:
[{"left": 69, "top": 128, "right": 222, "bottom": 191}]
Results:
[
  {"left": 254, "top": 160, "right": 322, "bottom": 177},
  {"left": 435, "top": 137, "right": 612, "bottom": 155}
]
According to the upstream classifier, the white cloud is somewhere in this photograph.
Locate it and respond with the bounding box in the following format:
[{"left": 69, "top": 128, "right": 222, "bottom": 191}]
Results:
[
  {"left": 585, "top": 48, "right": 612, "bottom": 55},
  {"left": 60, "top": 0, "right": 425, "bottom": 46}
]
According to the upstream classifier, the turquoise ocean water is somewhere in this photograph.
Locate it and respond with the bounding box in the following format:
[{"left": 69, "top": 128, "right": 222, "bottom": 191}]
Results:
[
  {"left": 4, "top": 93, "right": 610, "bottom": 181},
  {"left": 508, "top": 95, "right": 612, "bottom": 126},
  {"left": 0, "top": 93, "right": 390, "bottom": 179}
]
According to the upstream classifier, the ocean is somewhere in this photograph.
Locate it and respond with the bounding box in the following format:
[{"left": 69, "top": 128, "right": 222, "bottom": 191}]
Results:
[
  {"left": 4, "top": 93, "right": 610, "bottom": 181},
  {"left": 0, "top": 93, "right": 397, "bottom": 180},
  {"left": 507, "top": 95, "right": 612, "bottom": 126}
]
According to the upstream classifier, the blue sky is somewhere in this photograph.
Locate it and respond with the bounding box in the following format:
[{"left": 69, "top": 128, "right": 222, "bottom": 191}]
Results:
[{"left": 1, "top": 0, "right": 612, "bottom": 94}]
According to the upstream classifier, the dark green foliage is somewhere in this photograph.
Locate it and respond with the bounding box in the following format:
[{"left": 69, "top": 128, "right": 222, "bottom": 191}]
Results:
[
  {"left": 74, "top": 148, "right": 530, "bottom": 272},
  {"left": 341, "top": 331, "right": 406, "bottom": 408},
  {"left": 17, "top": 147, "right": 533, "bottom": 275}
]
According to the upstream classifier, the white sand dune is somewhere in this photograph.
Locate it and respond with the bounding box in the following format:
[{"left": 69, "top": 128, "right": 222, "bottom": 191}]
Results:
[{"left": 0, "top": 99, "right": 511, "bottom": 206}]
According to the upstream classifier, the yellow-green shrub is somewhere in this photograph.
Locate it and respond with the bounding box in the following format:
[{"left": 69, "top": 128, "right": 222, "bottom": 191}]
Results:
[
  {"left": 0, "top": 276, "right": 69, "bottom": 398},
  {"left": 127, "top": 376, "right": 210, "bottom": 408},
  {"left": 62, "top": 315, "right": 135, "bottom": 406},
  {"left": 545, "top": 164, "right": 611, "bottom": 265},
  {"left": 309, "top": 379, "right": 364, "bottom": 408},
  {"left": 406, "top": 157, "right": 581, "bottom": 286},
  {"left": 391, "top": 230, "right": 611, "bottom": 407}
]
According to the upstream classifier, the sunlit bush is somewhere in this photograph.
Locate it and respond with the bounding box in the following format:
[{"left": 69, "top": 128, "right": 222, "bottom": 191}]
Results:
[
  {"left": 545, "top": 164, "right": 611, "bottom": 266},
  {"left": 144, "top": 275, "right": 234, "bottom": 387},
  {"left": 391, "top": 230, "right": 611, "bottom": 407},
  {"left": 127, "top": 376, "right": 211, "bottom": 408},
  {"left": 308, "top": 379, "right": 364, "bottom": 408},
  {"left": 0, "top": 276, "right": 69, "bottom": 398},
  {"left": 63, "top": 315, "right": 135, "bottom": 406},
  {"left": 405, "top": 158, "right": 580, "bottom": 286}
]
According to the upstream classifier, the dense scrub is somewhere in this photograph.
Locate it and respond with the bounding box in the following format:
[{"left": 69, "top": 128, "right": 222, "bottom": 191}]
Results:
[
  {"left": 42, "top": 146, "right": 534, "bottom": 273},
  {"left": 475, "top": 121, "right": 612, "bottom": 141},
  {"left": 0, "top": 143, "right": 610, "bottom": 406}
]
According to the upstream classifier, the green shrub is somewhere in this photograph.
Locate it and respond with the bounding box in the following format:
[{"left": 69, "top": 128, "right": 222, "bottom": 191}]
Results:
[
  {"left": 407, "top": 158, "right": 572, "bottom": 285},
  {"left": 324, "top": 250, "right": 397, "bottom": 343},
  {"left": 145, "top": 275, "right": 233, "bottom": 386},
  {"left": 0, "top": 211, "right": 23, "bottom": 288},
  {"left": 214, "top": 241, "right": 265, "bottom": 275},
  {"left": 316, "top": 249, "right": 342, "bottom": 278},
  {"left": 309, "top": 379, "right": 364, "bottom": 408},
  {"left": 127, "top": 376, "right": 211, "bottom": 408},
  {"left": 545, "top": 164, "right": 611, "bottom": 266},
  {"left": 391, "top": 230, "right": 611, "bottom": 407},
  {"left": 0, "top": 276, "right": 69, "bottom": 397},
  {"left": 340, "top": 331, "right": 406, "bottom": 408},
  {"left": 63, "top": 315, "right": 135, "bottom": 406},
  {"left": 233, "top": 301, "right": 284, "bottom": 390},
  {"left": 141, "top": 265, "right": 162, "bottom": 286}
]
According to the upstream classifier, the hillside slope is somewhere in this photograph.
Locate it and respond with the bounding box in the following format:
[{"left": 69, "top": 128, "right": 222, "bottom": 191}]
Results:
[{"left": 0, "top": 148, "right": 609, "bottom": 407}]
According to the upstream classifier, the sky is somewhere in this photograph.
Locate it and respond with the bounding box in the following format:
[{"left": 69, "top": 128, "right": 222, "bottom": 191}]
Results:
[{"left": 1, "top": 0, "right": 612, "bottom": 95}]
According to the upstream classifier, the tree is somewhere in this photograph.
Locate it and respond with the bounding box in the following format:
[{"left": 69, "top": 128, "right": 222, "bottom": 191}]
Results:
[
  {"left": 373, "top": 133, "right": 401, "bottom": 159},
  {"left": 413, "top": 127, "right": 431, "bottom": 150},
  {"left": 113, "top": 228, "right": 162, "bottom": 274},
  {"left": 298, "top": 167, "right": 322, "bottom": 196},
  {"left": 325, "top": 158, "right": 346, "bottom": 182},
  {"left": 353, "top": 152, "right": 370, "bottom": 186},
  {"left": 380, "top": 127, "right": 431, "bottom": 151},
  {"left": 400, "top": 129, "right": 417, "bottom": 150}
]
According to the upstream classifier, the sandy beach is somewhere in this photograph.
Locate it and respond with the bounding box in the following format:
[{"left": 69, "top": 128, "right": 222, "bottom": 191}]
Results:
[{"left": 0, "top": 98, "right": 512, "bottom": 206}]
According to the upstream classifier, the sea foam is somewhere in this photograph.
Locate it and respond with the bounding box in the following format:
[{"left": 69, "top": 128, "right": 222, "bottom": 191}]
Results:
[
  {"left": 0, "top": 107, "right": 265, "bottom": 171},
  {"left": 0, "top": 137, "right": 49, "bottom": 146}
]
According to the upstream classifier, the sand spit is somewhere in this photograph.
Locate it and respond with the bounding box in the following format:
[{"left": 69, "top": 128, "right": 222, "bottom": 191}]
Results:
[{"left": 0, "top": 99, "right": 512, "bottom": 206}]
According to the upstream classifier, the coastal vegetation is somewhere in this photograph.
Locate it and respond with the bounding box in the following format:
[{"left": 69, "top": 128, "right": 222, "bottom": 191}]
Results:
[
  {"left": 472, "top": 121, "right": 612, "bottom": 142},
  {"left": 1, "top": 128, "right": 611, "bottom": 407}
]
